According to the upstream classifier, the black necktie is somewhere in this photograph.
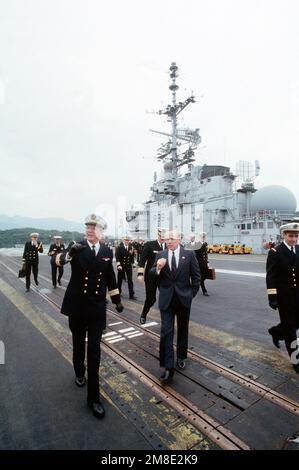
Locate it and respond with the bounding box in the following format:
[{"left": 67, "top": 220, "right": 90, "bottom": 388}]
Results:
[
  {"left": 92, "top": 245, "right": 96, "bottom": 257},
  {"left": 171, "top": 251, "right": 177, "bottom": 275}
]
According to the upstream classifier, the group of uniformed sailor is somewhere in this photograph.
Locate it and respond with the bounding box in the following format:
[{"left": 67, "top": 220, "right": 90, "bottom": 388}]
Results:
[{"left": 20, "top": 216, "right": 299, "bottom": 418}]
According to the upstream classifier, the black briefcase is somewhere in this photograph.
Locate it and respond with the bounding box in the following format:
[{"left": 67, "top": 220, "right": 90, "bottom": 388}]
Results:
[
  {"left": 206, "top": 267, "right": 216, "bottom": 280},
  {"left": 18, "top": 267, "right": 26, "bottom": 278}
]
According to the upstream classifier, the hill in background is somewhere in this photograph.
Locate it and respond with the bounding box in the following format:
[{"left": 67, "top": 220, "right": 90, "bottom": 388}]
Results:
[
  {"left": 0, "top": 228, "right": 84, "bottom": 248},
  {"left": 0, "top": 214, "right": 83, "bottom": 232}
]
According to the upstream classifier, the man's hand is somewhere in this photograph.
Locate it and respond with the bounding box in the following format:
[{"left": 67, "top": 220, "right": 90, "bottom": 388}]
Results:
[
  {"left": 115, "top": 302, "right": 124, "bottom": 313},
  {"left": 117, "top": 265, "right": 123, "bottom": 271},
  {"left": 68, "top": 243, "right": 85, "bottom": 258},
  {"left": 137, "top": 275, "right": 144, "bottom": 284},
  {"left": 268, "top": 295, "right": 279, "bottom": 310},
  {"left": 157, "top": 258, "right": 167, "bottom": 271}
]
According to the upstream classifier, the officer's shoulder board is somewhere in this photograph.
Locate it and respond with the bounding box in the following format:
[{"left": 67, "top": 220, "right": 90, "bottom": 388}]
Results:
[{"left": 270, "top": 247, "right": 277, "bottom": 252}]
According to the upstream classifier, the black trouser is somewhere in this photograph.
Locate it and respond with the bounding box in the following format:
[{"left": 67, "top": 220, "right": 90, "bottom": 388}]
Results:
[
  {"left": 117, "top": 266, "right": 134, "bottom": 297},
  {"left": 68, "top": 313, "right": 103, "bottom": 404},
  {"left": 51, "top": 263, "right": 64, "bottom": 286},
  {"left": 278, "top": 307, "right": 299, "bottom": 361},
  {"left": 141, "top": 276, "right": 158, "bottom": 316},
  {"left": 25, "top": 261, "right": 38, "bottom": 289},
  {"left": 159, "top": 292, "right": 190, "bottom": 370},
  {"left": 200, "top": 267, "right": 207, "bottom": 293}
]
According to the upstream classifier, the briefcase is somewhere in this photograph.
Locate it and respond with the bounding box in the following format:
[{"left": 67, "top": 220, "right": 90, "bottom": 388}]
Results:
[
  {"left": 206, "top": 267, "right": 216, "bottom": 280},
  {"left": 18, "top": 267, "right": 26, "bottom": 278}
]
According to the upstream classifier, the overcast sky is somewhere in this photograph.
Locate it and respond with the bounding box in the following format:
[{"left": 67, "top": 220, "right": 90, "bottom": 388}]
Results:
[{"left": 0, "top": 0, "right": 299, "bottom": 231}]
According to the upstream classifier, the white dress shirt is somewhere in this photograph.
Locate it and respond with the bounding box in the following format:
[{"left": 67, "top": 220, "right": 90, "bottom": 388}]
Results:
[
  {"left": 87, "top": 240, "right": 100, "bottom": 255},
  {"left": 283, "top": 241, "right": 296, "bottom": 253}
]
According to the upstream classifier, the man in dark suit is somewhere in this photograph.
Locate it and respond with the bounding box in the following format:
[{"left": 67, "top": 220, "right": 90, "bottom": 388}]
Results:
[
  {"left": 137, "top": 229, "right": 166, "bottom": 324},
  {"left": 22, "top": 232, "right": 43, "bottom": 292},
  {"left": 266, "top": 222, "right": 299, "bottom": 373},
  {"left": 48, "top": 235, "right": 65, "bottom": 288},
  {"left": 115, "top": 236, "right": 137, "bottom": 300},
  {"left": 56, "top": 214, "right": 124, "bottom": 418},
  {"left": 150, "top": 229, "right": 200, "bottom": 384}
]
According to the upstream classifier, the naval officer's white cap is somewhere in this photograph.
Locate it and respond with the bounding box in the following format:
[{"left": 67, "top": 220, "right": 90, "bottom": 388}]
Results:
[
  {"left": 30, "top": 232, "right": 39, "bottom": 238},
  {"left": 280, "top": 222, "right": 299, "bottom": 233},
  {"left": 85, "top": 213, "right": 107, "bottom": 230},
  {"left": 53, "top": 235, "right": 62, "bottom": 239}
]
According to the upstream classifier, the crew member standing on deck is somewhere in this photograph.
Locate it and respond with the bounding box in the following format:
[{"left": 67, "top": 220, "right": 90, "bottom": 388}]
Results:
[
  {"left": 150, "top": 230, "right": 200, "bottom": 384},
  {"left": 137, "top": 229, "right": 166, "bottom": 324},
  {"left": 194, "top": 232, "right": 209, "bottom": 296},
  {"left": 266, "top": 222, "right": 299, "bottom": 373},
  {"left": 22, "top": 233, "right": 43, "bottom": 292},
  {"left": 115, "top": 236, "right": 137, "bottom": 300},
  {"left": 56, "top": 214, "right": 123, "bottom": 418},
  {"left": 48, "top": 235, "right": 65, "bottom": 288}
]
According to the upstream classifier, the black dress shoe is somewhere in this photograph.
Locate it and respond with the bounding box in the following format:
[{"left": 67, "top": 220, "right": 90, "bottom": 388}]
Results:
[
  {"left": 160, "top": 369, "right": 174, "bottom": 385},
  {"left": 35, "top": 280, "right": 39, "bottom": 286},
  {"left": 203, "top": 292, "right": 209, "bottom": 296},
  {"left": 75, "top": 376, "right": 86, "bottom": 387},
  {"left": 293, "top": 364, "right": 299, "bottom": 374},
  {"left": 26, "top": 288, "right": 30, "bottom": 292},
  {"left": 176, "top": 359, "right": 186, "bottom": 370},
  {"left": 88, "top": 402, "right": 105, "bottom": 418},
  {"left": 130, "top": 295, "right": 137, "bottom": 300},
  {"left": 268, "top": 328, "right": 280, "bottom": 348},
  {"left": 140, "top": 314, "right": 146, "bottom": 325},
  {"left": 58, "top": 280, "right": 62, "bottom": 286}
]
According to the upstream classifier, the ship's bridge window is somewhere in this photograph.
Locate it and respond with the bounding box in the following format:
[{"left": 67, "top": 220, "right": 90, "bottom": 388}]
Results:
[
  {"left": 259, "top": 222, "right": 264, "bottom": 229},
  {"left": 247, "top": 223, "right": 252, "bottom": 230},
  {"left": 241, "top": 223, "right": 246, "bottom": 230},
  {"left": 267, "top": 222, "right": 274, "bottom": 229}
]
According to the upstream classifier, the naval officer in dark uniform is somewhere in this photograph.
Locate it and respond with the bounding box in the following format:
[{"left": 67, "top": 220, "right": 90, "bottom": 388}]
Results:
[
  {"left": 22, "top": 232, "right": 43, "bottom": 292},
  {"left": 137, "top": 229, "right": 166, "bottom": 324},
  {"left": 115, "top": 236, "right": 137, "bottom": 300},
  {"left": 194, "top": 232, "right": 209, "bottom": 296},
  {"left": 56, "top": 214, "right": 124, "bottom": 418},
  {"left": 266, "top": 222, "right": 299, "bottom": 373},
  {"left": 48, "top": 235, "right": 65, "bottom": 288}
]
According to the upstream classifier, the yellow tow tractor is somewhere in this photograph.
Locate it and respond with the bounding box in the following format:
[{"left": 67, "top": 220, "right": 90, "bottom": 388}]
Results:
[{"left": 218, "top": 243, "right": 252, "bottom": 254}]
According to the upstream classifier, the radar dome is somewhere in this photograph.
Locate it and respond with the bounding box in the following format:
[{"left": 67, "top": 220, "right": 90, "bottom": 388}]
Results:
[{"left": 251, "top": 185, "right": 297, "bottom": 212}]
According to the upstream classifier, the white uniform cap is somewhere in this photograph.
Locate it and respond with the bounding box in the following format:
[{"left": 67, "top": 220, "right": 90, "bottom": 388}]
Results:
[
  {"left": 53, "top": 235, "right": 62, "bottom": 239},
  {"left": 280, "top": 222, "right": 299, "bottom": 233},
  {"left": 30, "top": 232, "right": 39, "bottom": 238},
  {"left": 85, "top": 213, "right": 107, "bottom": 230}
]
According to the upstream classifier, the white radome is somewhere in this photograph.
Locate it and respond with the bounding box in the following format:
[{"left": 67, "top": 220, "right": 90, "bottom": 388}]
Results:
[{"left": 251, "top": 185, "right": 297, "bottom": 213}]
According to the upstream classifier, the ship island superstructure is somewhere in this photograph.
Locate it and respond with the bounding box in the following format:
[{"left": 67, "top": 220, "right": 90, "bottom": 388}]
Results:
[{"left": 125, "top": 63, "right": 298, "bottom": 253}]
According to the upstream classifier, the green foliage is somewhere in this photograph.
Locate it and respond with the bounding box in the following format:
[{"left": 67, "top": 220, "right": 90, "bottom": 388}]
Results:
[{"left": 0, "top": 228, "right": 85, "bottom": 248}]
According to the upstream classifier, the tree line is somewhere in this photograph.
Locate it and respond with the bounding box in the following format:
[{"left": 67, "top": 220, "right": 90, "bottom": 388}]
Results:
[{"left": 0, "top": 228, "right": 85, "bottom": 248}]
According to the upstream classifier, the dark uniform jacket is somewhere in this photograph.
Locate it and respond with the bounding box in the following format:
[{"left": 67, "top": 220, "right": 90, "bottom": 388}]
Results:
[
  {"left": 266, "top": 243, "right": 299, "bottom": 312},
  {"left": 194, "top": 242, "right": 209, "bottom": 273},
  {"left": 48, "top": 243, "right": 65, "bottom": 264},
  {"left": 56, "top": 240, "right": 120, "bottom": 327},
  {"left": 137, "top": 240, "right": 164, "bottom": 280},
  {"left": 150, "top": 248, "right": 201, "bottom": 311},
  {"left": 115, "top": 242, "right": 135, "bottom": 269},
  {"left": 22, "top": 241, "right": 43, "bottom": 264}
]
